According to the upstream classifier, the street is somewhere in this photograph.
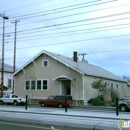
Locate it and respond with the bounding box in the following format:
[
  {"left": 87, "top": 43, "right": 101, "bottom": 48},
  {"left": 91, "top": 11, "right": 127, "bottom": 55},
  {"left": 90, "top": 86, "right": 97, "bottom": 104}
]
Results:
[
  {"left": 0, "top": 105, "right": 129, "bottom": 130},
  {"left": 0, "top": 120, "right": 89, "bottom": 130}
]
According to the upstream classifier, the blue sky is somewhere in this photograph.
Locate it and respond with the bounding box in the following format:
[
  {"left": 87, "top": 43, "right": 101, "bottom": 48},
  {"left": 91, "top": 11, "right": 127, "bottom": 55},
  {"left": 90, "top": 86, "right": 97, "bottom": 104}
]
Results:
[{"left": 0, "top": 0, "right": 130, "bottom": 78}]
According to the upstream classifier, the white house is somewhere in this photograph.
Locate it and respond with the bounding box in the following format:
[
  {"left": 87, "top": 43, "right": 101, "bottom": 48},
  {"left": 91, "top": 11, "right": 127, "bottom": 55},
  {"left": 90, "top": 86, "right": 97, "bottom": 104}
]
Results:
[{"left": 0, "top": 62, "right": 14, "bottom": 94}]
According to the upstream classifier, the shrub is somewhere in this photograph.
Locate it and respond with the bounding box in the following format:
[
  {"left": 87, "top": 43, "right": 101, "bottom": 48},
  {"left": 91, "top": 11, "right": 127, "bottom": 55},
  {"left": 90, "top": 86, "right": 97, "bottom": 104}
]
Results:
[{"left": 88, "top": 96, "right": 105, "bottom": 106}]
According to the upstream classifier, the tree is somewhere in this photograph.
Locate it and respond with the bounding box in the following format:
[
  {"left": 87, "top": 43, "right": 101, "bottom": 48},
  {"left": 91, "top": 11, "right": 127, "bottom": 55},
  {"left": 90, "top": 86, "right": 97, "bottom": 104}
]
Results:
[{"left": 90, "top": 78, "right": 106, "bottom": 96}]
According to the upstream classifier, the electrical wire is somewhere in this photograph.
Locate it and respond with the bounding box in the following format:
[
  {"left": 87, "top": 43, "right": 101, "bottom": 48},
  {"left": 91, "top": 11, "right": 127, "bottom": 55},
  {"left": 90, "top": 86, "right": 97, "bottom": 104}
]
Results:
[
  {"left": 5, "top": 22, "right": 130, "bottom": 41},
  {"left": 9, "top": 0, "right": 103, "bottom": 19},
  {"left": 2, "top": 10, "right": 130, "bottom": 36},
  {"left": 1, "top": 32, "right": 130, "bottom": 52}
]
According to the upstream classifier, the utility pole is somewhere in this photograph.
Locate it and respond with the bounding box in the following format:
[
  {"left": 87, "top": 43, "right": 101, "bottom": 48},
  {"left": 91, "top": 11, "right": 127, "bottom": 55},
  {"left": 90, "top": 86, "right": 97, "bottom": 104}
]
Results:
[
  {"left": 0, "top": 13, "right": 9, "bottom": 97},
  {"left": 79, "top": 53, "right": 87, "bottom": 61},
  {"left": 11, "top": 20, "right": 20, "bottom": 94}
]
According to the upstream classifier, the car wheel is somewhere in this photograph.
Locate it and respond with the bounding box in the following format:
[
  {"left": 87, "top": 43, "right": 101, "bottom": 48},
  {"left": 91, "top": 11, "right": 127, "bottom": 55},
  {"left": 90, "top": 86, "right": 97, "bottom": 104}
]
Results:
[
  {"left": 58, "top": 103, "right": 63, "bottom": 108},
  {"left": 13, "top": 101, "right": 18, "bottom": 106},
  {"left": 0, "top": 100, "right": 4, "bottom": 105},
  {"left": 120, "top": 105, "right": 127, "bottom": 112},
  {"left": 41, "top": 103, "right": 45, "bottom": 107}
]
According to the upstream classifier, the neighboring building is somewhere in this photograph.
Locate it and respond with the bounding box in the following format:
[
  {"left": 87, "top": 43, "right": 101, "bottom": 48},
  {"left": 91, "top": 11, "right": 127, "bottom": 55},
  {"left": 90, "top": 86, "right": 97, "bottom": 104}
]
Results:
[
  {"left": 13, "top": 50, "right": 130, "bottom": 105},
  {"left": 0, "top": 62, "right": 14, "bottom": 94}
]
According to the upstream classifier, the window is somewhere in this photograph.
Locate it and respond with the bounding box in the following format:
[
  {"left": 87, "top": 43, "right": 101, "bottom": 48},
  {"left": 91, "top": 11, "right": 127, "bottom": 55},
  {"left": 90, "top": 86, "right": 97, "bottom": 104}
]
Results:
[
  {"left": 25, "top": 79, "right": 48, "bottom": 91},
  {"left": 122, "top": 85, "right": 125, "bottom": 91},
  {"left": 43, "top": 80, "right": 48, "bottom": 90},
  {"left": 37, "top": 80, "right": 41, "bottom": 90},
  {"left": 31, "top": 80, "right": 36, "bottom": 90},
  {"left": 48, "top": 96, "right": 53, "bottom": 100},
  {"left": 25, "top": 81, "right": 30, "bottom": 90},
  {"left": 116, "top": 84, "right": 118, "bottom": 90},
  {"left": 42, "top": 60, "right": 49, "bottom": 67},
  {"left": 104, "top": 82, "right": 107, "bottom": 87},
  {"left": 12, "top": 95, "right": 18, "bottom": 98},
  {"left": 111, "top": 83, "right": 113, "bottom": 90},
  {"left": 8, "top": 79, "right": 12, "bottom": 88}
]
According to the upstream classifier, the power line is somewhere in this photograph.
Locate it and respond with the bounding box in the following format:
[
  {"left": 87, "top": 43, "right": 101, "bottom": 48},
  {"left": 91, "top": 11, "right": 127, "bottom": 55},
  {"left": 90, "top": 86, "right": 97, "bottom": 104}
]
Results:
[
  {"left": 4, "top": 0, "right": 50, "bottom": 12},
  {"left": 9, "top": 0, "right": 106, "bottom": 19},
  {"left": 6, "top": 0, "right": 82, "bottom": 18},
  {"left": 0, "top": 0, "right": 116, "bottom": 25},
  {"left": 1, "top": 32, "right": 130, "bottom": 52},
  {"left": 1, "top": 0, "right": 128, "bottom": 29},
  {"left": 5, "top": 21, "right": 130, "bottom": 42},
  {"left": 4, "top": 15, "right": 129, "bottom": 37},
  {"left": 2, "top": 48, "right": 130, "bottom": 61},
  {"left": 2, "top": 10, "right": 130, "bottom": 36}
]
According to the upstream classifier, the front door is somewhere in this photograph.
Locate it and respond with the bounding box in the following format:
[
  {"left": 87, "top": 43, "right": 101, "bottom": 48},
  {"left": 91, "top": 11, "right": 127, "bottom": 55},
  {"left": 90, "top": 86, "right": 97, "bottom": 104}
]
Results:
[{"left": 61, "top": 80, "right": 71, "bottom": 95}]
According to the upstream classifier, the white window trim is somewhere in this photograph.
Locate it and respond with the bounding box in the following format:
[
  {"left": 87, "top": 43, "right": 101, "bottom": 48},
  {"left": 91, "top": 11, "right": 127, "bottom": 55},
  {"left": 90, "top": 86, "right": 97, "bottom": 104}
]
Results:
[
  {"left": 36, "top": 79, "right": 49, "bottom": 91},
  {"left": 36, "top": 79, "right": 42, "bottom": 90},
  {"left": 31, "top": 80, "right": 36, "bottom": 90},
  {"left": 111, "top": 82, "right": 113, "bottom": 87},
  {"left": 42, "top": 60, "right": 49, "bottom": 67},
  {"left": 7, "top": 79, "right": 12, "bottom": 88},
  {"left": 104, "top": 81, "right": 107, "bottom": 87},
  {"left": 25, "top": 80, "right": 31, "bottom": 91},
  {"left": 122, "top": 84, "right": 125, "bottom": 91},
  {"left": 116, "top": 83, "right": 118, "bottom": 90},
  {"left": 25, "top": 79, "right": 49, "bottom": 91}
]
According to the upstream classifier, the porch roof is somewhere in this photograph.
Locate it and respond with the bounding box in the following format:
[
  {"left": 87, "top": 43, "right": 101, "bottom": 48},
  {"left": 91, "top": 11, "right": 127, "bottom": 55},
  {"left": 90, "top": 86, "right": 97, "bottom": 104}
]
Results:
[{"left": 53, "top": 74, "right": 74, "bottom": 80}]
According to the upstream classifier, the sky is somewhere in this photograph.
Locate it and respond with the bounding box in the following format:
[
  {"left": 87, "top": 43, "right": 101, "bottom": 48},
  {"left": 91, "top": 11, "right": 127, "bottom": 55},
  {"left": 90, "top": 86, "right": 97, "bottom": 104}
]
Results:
[{"left": 0, "top": 0, "right": 130, "bottom": 78}]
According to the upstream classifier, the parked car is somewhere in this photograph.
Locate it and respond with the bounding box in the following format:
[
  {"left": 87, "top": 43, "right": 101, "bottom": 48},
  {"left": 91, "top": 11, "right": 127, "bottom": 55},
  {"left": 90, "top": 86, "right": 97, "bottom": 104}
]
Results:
[
  {"left": 0, "top": 93, "right": 26, "bottom": 105},
  {"left": 118, "top": 98, "right": 130, "bottom": 111},
  {"left": 39, "top": 95, "right": 73, "bottom": 108}
]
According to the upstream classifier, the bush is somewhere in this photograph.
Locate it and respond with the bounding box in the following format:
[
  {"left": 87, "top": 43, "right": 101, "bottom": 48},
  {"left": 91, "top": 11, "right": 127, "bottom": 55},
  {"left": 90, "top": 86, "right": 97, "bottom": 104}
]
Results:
[{"left": 88, "top": 96, "right": 105, "bottom": 106}]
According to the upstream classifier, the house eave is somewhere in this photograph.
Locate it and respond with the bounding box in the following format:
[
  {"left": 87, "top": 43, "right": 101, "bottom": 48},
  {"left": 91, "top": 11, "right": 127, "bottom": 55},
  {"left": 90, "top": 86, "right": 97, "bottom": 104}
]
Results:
[{"left": 84, "top": 73, "right": 127, "bottom": 83}]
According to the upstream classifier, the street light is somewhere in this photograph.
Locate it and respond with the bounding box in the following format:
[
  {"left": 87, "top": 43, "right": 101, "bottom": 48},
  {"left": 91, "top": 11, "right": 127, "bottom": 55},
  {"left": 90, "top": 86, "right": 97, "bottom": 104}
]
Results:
[
  {"left": 0, "top": 13, "right": 9, "bottom": 20},
  {"left": 0, "top": 13, "right": 9, "bottom": 97}
]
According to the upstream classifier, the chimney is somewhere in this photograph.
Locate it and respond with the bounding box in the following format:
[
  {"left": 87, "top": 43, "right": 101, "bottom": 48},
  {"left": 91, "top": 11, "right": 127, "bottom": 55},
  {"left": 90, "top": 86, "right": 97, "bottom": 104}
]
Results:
[{"left": 73, "top": 51, "right": 77, "bottom": 62}]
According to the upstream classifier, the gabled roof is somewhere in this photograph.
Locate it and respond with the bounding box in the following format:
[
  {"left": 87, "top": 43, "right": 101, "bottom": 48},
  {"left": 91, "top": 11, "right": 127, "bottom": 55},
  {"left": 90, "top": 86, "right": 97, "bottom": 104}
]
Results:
[
  {"left": 0, "top": 62, "right": 13, "bottom": 73},
  {"left": 13, "top": 50, "right": 125, "bottom": 82}
]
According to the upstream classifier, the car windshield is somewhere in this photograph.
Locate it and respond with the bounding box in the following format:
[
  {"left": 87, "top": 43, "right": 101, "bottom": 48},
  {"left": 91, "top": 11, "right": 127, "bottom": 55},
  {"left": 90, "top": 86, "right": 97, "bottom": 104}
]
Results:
[{"left": 12, "top": 95, "right": 18, "bottom": 98}]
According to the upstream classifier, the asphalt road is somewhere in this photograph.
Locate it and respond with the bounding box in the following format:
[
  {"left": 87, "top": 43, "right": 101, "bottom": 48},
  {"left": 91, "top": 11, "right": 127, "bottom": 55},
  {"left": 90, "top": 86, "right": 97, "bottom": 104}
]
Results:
[{"left": 0, "top": 120, "right": 98, "bottom": 130}]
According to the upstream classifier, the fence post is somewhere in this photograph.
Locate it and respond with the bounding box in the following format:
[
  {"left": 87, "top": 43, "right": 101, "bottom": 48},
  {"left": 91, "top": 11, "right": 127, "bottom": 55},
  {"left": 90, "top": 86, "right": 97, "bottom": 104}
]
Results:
[
  {"left": 25, "top": 95, "right": 28, "bottom": 110},
  {"left": 65, "top": 95, "right": 67, "bottom": 113},
  {"left": 116, "top": 96, "right": 119, "bottom": 116}
]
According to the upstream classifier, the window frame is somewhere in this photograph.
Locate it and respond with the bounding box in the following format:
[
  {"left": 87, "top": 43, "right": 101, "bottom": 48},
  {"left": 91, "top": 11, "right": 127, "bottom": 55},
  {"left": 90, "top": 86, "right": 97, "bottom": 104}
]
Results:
[
  {"left": 42, "top": 60, "right": 49, "bottom": 67},
  {"left": 31, "top": 80, "right": 36, "bottom": 90},
  {"left": 42, "top": 80, "right": 48, "bottom": 90},
  {"left": 7, "top": 79, "right": 12, "bottom": 88},
  {"left": 111, "top": 82, "right": 113, "bottom": 90},
  {"left": 25, "top": 80, "right": 30, "bottom": 90},
  {"left": 104, "top": 81, "right": 107, "bottom": 87},
  {"left": 122, "top": 84, "right": 125, "bottom": 91},
  {"left": 25, "top": 79, "right": 49, "bottom": 91},
  {"left": 37, "top": 80, "right": 42, "bottom": 90},
  {"left": 116, "top": 84, "right": 118, "bottom": 90}
]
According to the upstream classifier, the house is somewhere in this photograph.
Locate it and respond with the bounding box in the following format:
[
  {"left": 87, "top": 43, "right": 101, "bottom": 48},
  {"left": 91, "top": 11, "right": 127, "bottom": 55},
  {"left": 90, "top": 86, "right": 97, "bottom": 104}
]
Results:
[
  {"left": 0, "top": 62, "right": 14, "bottom": 95},
  {"left": 13, "top": 50, "right": 130, "bottom": 105}
]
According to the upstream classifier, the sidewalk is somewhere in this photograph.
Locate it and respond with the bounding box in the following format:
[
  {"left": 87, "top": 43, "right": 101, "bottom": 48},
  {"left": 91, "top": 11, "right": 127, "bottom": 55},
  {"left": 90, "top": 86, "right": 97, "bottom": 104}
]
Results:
[{"left": 0, "top": 105, "right": 128, "bottom": 120}]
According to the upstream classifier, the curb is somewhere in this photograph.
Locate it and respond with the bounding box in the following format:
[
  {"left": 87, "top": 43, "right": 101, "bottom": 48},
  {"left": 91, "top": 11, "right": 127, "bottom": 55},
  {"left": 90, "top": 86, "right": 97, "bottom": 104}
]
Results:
[{"left": 0, "top": 109, "right": 129, "bottom": 120}]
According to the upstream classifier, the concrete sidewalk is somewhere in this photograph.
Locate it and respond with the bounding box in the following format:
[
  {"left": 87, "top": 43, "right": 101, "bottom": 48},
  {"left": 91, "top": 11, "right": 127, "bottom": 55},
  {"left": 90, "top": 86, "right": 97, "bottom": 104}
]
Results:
[{"left": 0, "top": 105, "right": 129, "bottom": 120}]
